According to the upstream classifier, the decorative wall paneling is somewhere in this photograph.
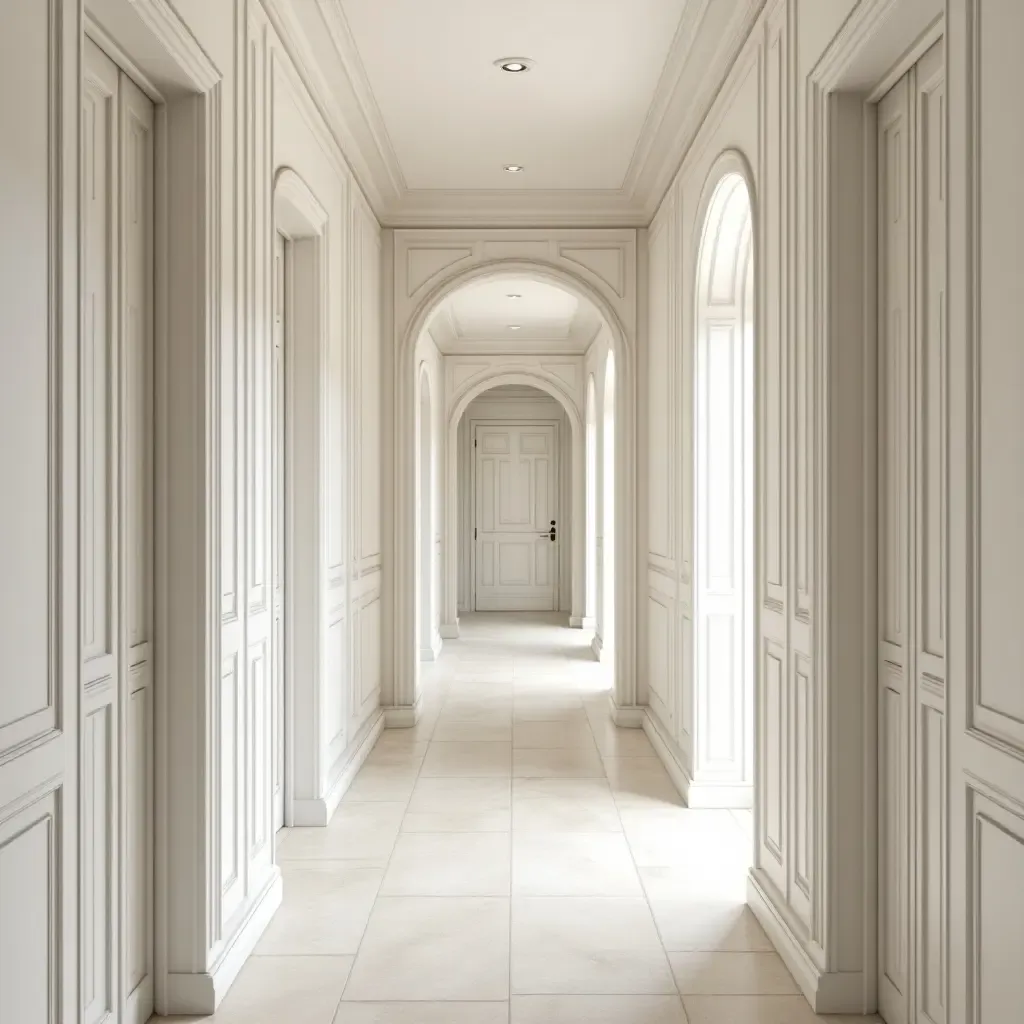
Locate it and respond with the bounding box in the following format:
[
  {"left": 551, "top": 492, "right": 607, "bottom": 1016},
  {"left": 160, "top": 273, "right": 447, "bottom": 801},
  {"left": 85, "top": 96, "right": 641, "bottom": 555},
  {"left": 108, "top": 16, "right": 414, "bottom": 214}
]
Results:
[
  {"left": 642, "top": 0, "right": 940, "bottom": 1013},
  {"left": 876, "top": 40, "right": 947, "bottom": 1024},
  {"left": 0, "top": 1, "right": 79, "bottom": 1021},
  {"left": 387, "top": 232, "right": 638, "bottom": 719},
  {"left": 947, "top": 2, "right": 1024, "bottom": 1022},
  {"left": 81, "top": 37, "right": 156, "bottom": 1024}
]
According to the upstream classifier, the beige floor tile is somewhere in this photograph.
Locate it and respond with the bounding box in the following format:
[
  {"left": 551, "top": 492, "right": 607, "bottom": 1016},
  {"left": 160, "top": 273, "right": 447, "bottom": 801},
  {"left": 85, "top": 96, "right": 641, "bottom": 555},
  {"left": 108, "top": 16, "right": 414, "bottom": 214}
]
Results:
[
  {"left": 590, "top": 722, "right": 657, "bottom": 757},
  {"left": 433, "top": 718, "right": 513, "bottom": 742},
  {"left": 604, "top": 758, "right": 684, "bottom": 809},
  {"left": 334, "top": 1004, "right": 509, "bottom": 1024},
  {"left": 403, "top": 776, "right": 511, "bottom": 832},
  {"left": 680, "top": 995, "right": 882, "bottom": 1023},
  {"left": 364, "top": 740, "right": 429, "bottom": 766},
  {"left": 513, "top": 719, "right": 597, "bottom": 749},
  {"left": 512, "top": 746, "right": 606, "bottom": 779},
  {"left": 381, "top": 832, "right": 511, "bottom": 895},
  {"left": 342, "top": 765, "right": 420, "bottom": 803},
  {"left": 511, "top": 896, "right": 675, "bottom": 994},
  {"left": 420, "top": 741, "right": 512, "bottom": 777},
  {"left": 438, "top": 704, "right": 515, "bottom": 726},
  {"left": 155, "top": 955, "right": 353, "bottom": 1024},
  {"left": 650, "top": 901, "right": 774, "bottom": 952},
  {"left": 669, "top": 952, "right": 799, "bottom": 995},
  {"left": 512, "top": 778, "right": 622, "bottom": 832},
  {"left": 512, "top": 832, "right": 641, "bottom": 896},
  {"left": 344, "top": 897, "right": 510, "bottom": 1001},
  {"left": 641, "top": 864, "right": 748, "bottom": 903},
  {"left": 277, "top": 803, "right": 406, "bottom": 863},
  {"left": 255, "top": 862, "right": 383, "bottom": 955},
  {"left": 511, "top": 995, "right": 688, "bottom": 1024},
  {"left": 620, "top": 809, "right": 747, "bottom": 867}
]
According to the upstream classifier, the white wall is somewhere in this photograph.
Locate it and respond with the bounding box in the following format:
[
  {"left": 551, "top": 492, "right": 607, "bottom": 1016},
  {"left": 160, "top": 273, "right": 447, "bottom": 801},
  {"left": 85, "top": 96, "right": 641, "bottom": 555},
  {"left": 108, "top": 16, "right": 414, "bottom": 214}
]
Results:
[
  {"left": 0, "top": 0, "right": 384, "bottom": 1017},
  {"left": 456, "top": 387, "right": 573, "bottom": 615}
]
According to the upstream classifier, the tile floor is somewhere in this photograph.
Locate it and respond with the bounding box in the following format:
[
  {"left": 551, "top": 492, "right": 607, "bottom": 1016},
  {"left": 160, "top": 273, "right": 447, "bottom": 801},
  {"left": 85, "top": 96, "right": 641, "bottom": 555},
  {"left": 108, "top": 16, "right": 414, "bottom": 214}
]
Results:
[{"left": 158, "top": 613, "right": 880, "bottom": 1023}]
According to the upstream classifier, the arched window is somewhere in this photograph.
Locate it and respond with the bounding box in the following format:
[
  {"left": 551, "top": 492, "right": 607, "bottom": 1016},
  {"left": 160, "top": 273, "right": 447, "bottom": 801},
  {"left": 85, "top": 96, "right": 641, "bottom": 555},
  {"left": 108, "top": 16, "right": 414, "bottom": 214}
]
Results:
[{"left": 692, "top": 168, "right": 754, "bottom": 805}]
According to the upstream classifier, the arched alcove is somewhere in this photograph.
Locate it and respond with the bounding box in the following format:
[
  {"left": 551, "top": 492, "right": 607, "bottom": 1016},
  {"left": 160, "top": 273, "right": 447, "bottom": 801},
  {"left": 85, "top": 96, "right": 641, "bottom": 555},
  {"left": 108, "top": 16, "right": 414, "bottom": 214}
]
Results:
[{"left": 691, "top": 158, "right": 755, "bottom": 808}]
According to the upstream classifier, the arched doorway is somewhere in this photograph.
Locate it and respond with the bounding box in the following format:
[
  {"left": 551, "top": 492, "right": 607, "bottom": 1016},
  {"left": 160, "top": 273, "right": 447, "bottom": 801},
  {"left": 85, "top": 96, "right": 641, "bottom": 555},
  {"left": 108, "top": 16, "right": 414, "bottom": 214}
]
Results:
[
  {"left": 692, "top": 166, "right": 755, "bottom": 808},
  {"left": 390, "top": 258, "right": 637, "bottom": 723}
]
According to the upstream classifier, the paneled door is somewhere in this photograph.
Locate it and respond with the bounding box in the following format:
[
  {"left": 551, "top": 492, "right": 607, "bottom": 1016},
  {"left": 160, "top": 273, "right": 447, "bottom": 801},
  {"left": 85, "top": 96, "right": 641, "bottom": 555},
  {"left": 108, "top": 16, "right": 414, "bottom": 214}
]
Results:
[
  {"left": 81, "top": 37, "right": 155, "bottom": 1024},
  {"left": 876, "top": 38, "right": 947, "bottom": 1024},
  {"left": 474, "top": 423, "right": 559, "bottom": 611}
]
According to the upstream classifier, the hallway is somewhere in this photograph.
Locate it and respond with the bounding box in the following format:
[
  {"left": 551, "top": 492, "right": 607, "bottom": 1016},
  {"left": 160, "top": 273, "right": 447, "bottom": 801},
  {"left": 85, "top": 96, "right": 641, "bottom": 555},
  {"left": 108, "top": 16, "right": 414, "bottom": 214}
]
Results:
[{"left": 170, "top": 616, "right": 876, "bottom": 1024}]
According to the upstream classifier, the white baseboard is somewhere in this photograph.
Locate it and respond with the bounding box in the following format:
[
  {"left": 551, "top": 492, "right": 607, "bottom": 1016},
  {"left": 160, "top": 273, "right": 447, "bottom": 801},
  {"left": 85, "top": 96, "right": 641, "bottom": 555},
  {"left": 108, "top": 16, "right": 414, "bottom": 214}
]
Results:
[
  {"left": 419, "top": 646, "right": 436, "bottom": 661},
  {"left": 569, "top": 615, "right": 595, "bottom": 629},
  {"left": 641, "top": 707, "right": 693, "bottom": 804},
  {"left": 641, "top": 708, "right": 754, "bottom": 808},
  {"left": 383, "top": 694, "right": 423, "bottom": 728},
  {"left": 440, "top": 620, "right": 460, "bottom": 639},
  {"left": 591, "top": 634, "right": 603, "bottom": 660},
  {"left": 432, "top": 631, "right": 443, "bottom": 659},
  {"left": 125, "top": 975, "right": 153, "bottom": 1024},
  {"left": 608, "top": 697, "right": 645, "bottom": 728},
  {"left": 162, "top": 869, "right": 283, "bottom": 1014},
  {"left": 290, "top": 710, "right": 384, "bottom": 826},
  {"left": 747, "top": 870, "right": 872, "bottom": 1014}
]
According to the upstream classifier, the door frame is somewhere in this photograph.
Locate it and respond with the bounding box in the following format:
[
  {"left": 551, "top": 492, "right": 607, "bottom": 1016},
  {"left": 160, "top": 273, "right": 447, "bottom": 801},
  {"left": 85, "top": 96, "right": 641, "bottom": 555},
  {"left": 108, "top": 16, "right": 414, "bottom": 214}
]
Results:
[{"left": 469, "top": 417, "right": 562, "bottom": 613}]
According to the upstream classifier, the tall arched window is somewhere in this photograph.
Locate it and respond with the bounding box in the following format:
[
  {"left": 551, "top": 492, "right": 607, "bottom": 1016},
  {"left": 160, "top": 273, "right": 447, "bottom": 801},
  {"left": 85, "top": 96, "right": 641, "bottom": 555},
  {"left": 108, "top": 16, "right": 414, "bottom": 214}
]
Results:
[
  {"left": 418, "top": 369, "right": 436, "bottom": 660},
  {"left": 693, "top": 168, "right": 754, "bottom": 805},
  {"left": 585, "top": 374, "right": 598, "bottom": 626},
  {"left": 602, "top": 352, "right": 616, "bottom": 658}
]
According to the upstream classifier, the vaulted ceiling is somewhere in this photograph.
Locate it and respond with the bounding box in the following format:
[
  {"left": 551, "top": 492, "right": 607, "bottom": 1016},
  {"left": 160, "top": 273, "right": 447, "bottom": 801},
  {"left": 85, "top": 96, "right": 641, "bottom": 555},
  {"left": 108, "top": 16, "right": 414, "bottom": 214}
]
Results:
[
  {"left": 274, "top": 0, "right": 763, "bottom": 226},
  {"left": 426, "top": 275, "right": 603, "bottom": 354}
]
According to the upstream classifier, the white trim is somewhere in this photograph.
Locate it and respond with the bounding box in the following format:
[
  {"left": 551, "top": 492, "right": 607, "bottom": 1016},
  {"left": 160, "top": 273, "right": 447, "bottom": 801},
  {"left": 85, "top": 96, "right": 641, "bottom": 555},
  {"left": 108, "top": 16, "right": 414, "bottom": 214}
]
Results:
[
  {"left": 383, "top": 698, "right": 423, "bottom": 729},
  {"left": 439, "top": 621, "right": 460, "bottom": 639},
  {"left": 290, "top": 710, "right": 385, "bottom": 826},
  {"left": 569, "top": 615, "right": 595, "bottom": 629},
  {"left": 162, "top": 870, "right": 282, "bottom": 1015}
]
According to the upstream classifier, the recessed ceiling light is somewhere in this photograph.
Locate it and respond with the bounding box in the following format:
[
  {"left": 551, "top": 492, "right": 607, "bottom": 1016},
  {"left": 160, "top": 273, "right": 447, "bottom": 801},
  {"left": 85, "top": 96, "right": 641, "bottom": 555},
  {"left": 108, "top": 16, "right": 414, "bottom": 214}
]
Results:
[
  {"left": 503, "top": 164, "right": 524, "bottom": 173},
  {"left": 507, "top": 293, "right": 522, "bottom": 300},
  {"left": 495, "top": 57, "right": 533, "bottom": 73},
  {"left": 508, "top": 325, "right": 522, "bottom": 330}
]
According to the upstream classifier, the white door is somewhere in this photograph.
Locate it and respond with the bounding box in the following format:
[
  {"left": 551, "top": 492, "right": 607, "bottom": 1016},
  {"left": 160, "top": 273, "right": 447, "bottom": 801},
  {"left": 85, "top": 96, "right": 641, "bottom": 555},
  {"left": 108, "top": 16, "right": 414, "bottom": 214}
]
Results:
[
  {"left": 272, "top": 232, "right": 286, "bottom": 833},
  {"left": 81, "top": 37, "right": 156, "bottom": 1024},
  {"left": 474, "top": 423, "right": 559, "bottom": 611},
  {"left": 876, "top": 39, "right": 947, "bottom": 1024}
]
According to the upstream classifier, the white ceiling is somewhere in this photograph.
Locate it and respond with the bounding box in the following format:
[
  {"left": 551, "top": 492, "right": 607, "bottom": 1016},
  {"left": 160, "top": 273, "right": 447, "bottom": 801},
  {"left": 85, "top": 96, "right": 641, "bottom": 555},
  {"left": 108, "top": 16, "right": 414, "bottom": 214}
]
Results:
[
  {"left": 274, "top": 0, "right": 762, "bottom": 225},
  {"left": 337, "top": 0, "right": 687, "bottom": 191},
  {"left": 426, "top": 275, "right": 602, "bottom": 354}
]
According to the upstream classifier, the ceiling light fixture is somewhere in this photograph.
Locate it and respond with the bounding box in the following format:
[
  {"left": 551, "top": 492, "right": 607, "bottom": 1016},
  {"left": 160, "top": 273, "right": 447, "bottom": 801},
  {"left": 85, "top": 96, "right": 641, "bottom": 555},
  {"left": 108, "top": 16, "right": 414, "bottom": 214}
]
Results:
[
  {"left": 507, "top": 293, "right": 522, "bottom": 300},
  {"left": 508, "top": 325, "right": 522, "bottom": 330},
  {"left": 503, "top": 164, "right": 524, "bottom": 173},
  {"left": 495, "top": 57, "right": 533, "bottom": 73}
]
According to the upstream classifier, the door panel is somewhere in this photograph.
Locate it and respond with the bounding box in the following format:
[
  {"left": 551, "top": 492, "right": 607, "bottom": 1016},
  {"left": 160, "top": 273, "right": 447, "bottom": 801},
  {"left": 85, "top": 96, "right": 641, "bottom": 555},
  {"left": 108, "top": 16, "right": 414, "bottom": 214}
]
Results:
[
  {"left": 876, "top": 39, "right": 947, "bottom": 1024},
  {"left": 80, "top": 37, "right": 155, "bottom": 1024},
  {"left": 474, "top": 423, "right": 559, "bottom": 611}
]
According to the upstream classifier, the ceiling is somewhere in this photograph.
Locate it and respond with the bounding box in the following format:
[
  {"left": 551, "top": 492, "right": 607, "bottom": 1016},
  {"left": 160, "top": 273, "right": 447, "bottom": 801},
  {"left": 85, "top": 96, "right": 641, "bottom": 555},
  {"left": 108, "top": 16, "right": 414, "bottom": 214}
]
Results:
[
  {"left": 426, "top": 275, "right": 602, "bottom": 354},
  {"left": 275, "top": 0, "right": 763, "bottom": 225}
]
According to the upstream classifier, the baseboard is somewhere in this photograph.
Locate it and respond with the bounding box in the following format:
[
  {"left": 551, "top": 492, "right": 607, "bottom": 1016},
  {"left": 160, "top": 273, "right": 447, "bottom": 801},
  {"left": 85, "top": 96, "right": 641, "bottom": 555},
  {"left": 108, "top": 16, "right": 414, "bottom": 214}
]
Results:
[
  {"left": 162, "top": 869, "right": 283, "bottom": 1014},
  {"left": 747, "top": 870, "right": 871, "bottom": 1014},
  {"left": 608, "top": 697, "right": 645, "bottom": 728},
  {"left": 384, "top": 694, "right": 423, "bottom": 728},
  {"left": 641, "top": 708, "right": 693, "bottom": 804},
  {"left": 440, "top": 620, "right": 460, "bottom": 639},
  {"left": 686, "top": 780, "right": 754, "bottom": 809},
  {"left": 419, "top": 645, "right": 436, "bottom": 661},
  {"left": 569, "top": 615, "right": 595, "bottom": 629},
  {"left": 125, "top": 974, "right": 153, "bottom": 1024},
  {"left": 432, "top": 631, "right": 443, "bottom": 659},
  {"left": 291, "top": 710, "right": 385, "bottom": 826},
  {"left": 591, "top": 634, "right": 603, "bottom": 660}
]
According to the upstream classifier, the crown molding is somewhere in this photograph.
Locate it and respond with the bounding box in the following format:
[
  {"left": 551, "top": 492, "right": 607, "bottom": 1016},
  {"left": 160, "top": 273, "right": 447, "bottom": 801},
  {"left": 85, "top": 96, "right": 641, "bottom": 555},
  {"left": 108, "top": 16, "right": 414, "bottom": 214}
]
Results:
[{"left": 268, "top": 0, "right": 767, "bottom": 228}]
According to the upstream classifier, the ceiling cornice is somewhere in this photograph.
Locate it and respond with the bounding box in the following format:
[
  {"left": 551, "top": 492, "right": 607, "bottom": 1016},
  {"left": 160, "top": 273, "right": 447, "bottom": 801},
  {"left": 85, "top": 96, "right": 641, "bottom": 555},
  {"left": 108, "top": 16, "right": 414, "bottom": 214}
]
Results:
[{"left": 269, "top": 0, "right": 768, "bottom": 228}]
